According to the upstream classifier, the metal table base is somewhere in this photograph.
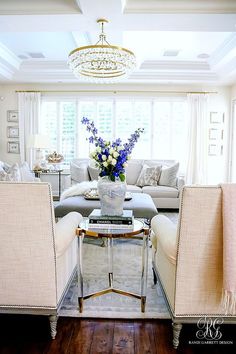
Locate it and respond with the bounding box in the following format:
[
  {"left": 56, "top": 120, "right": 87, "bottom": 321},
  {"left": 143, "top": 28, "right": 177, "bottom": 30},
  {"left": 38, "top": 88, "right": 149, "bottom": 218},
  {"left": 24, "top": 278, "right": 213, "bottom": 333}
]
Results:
[{"left": 76, "top": 220, "right": 149, "bottom": 313}]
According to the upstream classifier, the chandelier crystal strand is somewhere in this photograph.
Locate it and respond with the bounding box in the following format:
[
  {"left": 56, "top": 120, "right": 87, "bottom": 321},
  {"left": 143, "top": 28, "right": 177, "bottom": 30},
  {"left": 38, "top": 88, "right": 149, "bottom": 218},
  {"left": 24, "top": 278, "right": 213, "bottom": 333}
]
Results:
[{"left": 68, "top": 19, "right": 136, "bottom": 82}]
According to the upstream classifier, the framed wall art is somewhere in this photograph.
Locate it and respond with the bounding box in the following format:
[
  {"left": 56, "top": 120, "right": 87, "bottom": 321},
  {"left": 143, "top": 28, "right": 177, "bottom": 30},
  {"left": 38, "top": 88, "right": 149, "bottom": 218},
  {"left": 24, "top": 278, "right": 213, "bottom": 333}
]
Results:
[
  {"left": 7, "top": 126, "right": 19, "bottom": 138},
  {"left": 7, "top": 141, "right": 20, "bottom": 154},
  {"left": 209, "top": 128, "right": 223, "bottom": 140},
  {"left": 7, "top": 110, "right": 18, "bottom": 123},
  {"left": 210, "top": 112, "right": 224, "bottom": 124}
]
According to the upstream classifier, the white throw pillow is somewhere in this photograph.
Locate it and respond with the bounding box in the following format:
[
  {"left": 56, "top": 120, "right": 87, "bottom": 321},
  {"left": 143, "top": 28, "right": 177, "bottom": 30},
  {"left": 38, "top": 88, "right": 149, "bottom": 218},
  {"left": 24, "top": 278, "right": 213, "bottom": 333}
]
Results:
[
  {"left": 0, "top": 163, "right": 21, "bottom": 181},
  {"left": 88, "top": 165, "right": 100, "bottom": 180},
  {"left": 19, "top": 162, "right": 35, "bottom": 182},
  {"left": 136, "top": 164, "right": 162, "bottom": 187},
  {"left": 70, "top": 160, "right": 90, "bottom": 182},
  {"left": 158, "top": 162, "right": 179, "bottom": 187}
]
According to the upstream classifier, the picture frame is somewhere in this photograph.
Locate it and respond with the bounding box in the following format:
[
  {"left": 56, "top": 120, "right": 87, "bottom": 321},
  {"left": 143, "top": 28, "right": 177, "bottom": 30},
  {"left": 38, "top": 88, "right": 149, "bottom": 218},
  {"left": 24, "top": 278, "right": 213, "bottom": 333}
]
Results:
[
  {"left": 7, "top": 141, "right": 20, "bottom": 154},
  {"left": 7, "top": 110, "right": 18, "bottom": 123},
  {"left": 208, "top": 144, "right": 223, "bottom": 156},
  {"left": 7, "top": 126, "right": 19, "bottom": 138},
  {"left": 210, "top": 112, "right": 224, "bottom": 124},
  {"left": 208, "top": 128, "right": 223, "bottom": 140}
]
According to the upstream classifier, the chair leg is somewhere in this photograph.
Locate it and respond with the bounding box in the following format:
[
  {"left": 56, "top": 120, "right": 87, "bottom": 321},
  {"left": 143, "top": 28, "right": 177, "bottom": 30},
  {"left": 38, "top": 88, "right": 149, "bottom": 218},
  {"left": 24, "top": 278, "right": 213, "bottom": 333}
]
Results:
[
  {"left": 152, "top": 267, "right": 157, "bottom": 285},
  {"left": 172, "top": 322, "right": 182, "bottom": 349},
  {"left": 49, "top": 315, "right": 58, "bottom": 339}
]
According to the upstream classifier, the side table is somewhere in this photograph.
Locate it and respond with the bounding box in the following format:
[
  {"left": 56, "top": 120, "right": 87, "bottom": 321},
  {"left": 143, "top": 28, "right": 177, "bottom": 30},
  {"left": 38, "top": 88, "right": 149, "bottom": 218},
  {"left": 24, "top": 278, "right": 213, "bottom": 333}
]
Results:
[
  {"left": 34, "top": 170, "right": 70, "bottom": 200},
  {"left": 76, "top": 219, "right": 149, "bottom": 313}
]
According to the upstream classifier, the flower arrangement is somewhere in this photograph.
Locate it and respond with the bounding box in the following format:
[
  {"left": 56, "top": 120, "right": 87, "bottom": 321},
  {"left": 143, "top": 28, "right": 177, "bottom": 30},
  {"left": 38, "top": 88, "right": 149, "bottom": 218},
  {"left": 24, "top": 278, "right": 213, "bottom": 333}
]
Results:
[{"left": 82, "top": 117, "right": 144, "bottom": 182}]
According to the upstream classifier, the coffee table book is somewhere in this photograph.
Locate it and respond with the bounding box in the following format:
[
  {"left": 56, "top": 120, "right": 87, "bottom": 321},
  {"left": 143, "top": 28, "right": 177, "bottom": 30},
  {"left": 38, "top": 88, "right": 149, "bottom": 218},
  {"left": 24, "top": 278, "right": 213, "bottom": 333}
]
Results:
[{"left": 88, "top": 209, "right": 134, "bottom": 229}]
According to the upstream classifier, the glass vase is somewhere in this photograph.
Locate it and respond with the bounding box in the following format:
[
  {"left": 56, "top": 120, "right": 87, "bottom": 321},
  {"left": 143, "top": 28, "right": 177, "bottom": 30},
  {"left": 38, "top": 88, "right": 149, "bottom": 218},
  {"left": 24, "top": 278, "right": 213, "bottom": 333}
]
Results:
[{"left": 97, "top": 176, "right": 127, "bottom": 216}]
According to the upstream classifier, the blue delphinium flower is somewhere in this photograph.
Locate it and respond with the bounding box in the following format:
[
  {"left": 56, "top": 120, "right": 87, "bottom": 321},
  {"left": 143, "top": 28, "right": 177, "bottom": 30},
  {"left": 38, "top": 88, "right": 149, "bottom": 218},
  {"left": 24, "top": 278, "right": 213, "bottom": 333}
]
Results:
[{"left": 82, "top": 117, "right": 144, "bottom": 182}]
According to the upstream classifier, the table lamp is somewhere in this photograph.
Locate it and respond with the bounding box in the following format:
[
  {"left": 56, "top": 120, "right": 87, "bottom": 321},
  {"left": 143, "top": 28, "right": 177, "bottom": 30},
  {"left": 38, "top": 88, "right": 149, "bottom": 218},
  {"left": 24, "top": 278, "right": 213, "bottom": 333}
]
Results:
[{"left": 27, "top": 134, "right": 51, "bottom": 171}]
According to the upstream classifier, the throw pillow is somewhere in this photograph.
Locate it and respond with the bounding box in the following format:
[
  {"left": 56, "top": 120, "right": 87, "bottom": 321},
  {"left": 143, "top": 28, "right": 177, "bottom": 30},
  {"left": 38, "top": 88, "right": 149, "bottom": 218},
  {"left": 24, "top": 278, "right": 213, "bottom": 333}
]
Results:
[
  {"left": 18, "top": 162, "right": 35, "bottom": 182},
  {"left": 158, "top": 162, "right": 179, "bottom": 187},
  {"left": 70, "top": 160, "right": 90, "bottom": 183},
  {"left": 0, "top": 163, "right": 21, "bottom": 181},
  {"left": 136, "top": 164, "right": 162, "bottom": 187},
  {"left": 88, "top": 165, "right": 100, "bottom": 181}
]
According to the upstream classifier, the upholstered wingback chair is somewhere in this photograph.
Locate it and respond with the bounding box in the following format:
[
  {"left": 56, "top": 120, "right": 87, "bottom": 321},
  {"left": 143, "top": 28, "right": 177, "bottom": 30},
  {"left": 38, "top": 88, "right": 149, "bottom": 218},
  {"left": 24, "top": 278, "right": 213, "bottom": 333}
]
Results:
[
  {"left": 0, "top": 182, "right": 82, "bottom": 339},
  {"left": 151, "top": 185, "right": 236, "bottom": 349}
]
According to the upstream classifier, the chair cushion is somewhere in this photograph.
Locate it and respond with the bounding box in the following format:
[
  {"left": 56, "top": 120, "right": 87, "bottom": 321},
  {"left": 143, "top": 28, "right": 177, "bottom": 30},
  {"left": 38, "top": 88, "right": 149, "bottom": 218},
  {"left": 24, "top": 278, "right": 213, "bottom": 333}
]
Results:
[
  {"left": 142, "top": 185, "right": 179, "bottom": 198},
  {"left": 136, "top": 164, "right": 162, "bottom": 187},
  {"left": 151, "top": 215, "right": 177, "bottom": 265},
  {"left": 55, "top": 211, "right": 82, "bottom": 258},
  {"left": 159, "top": 162, "right": 179, "bottom": 187}
]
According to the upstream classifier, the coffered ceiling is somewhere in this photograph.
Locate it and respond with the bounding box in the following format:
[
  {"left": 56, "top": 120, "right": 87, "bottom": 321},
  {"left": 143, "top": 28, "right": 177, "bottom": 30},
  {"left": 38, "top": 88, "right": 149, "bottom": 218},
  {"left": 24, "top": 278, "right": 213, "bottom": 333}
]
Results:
[{"left": 0, "top": 0, "right": 236, "bottom": 85}]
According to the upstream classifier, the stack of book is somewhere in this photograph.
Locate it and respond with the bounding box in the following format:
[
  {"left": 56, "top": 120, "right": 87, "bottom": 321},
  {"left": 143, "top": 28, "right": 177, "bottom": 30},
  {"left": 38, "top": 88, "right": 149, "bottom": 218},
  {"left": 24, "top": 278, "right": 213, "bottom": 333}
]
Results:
[{"left": 88, "top": 209, "right": 134, "bottom": 229}]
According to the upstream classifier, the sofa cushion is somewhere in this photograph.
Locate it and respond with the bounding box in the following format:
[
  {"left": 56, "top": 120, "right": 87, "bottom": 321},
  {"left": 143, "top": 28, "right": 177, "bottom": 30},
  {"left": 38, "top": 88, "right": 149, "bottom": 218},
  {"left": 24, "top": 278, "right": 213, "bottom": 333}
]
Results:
[
  {"left": 70, "top": 160, "right": 89, "bottom": 183},
  {"left": 125, "top": 160, "right": 143, "bottom": 185},
  {"left": 126, "top": 185, "right": 142, "bottom": 193},
  {"left": 159, "top": 162, "right": 179, "bottom": 187},
  {"left": 136, "top": 164, "right": 161, "bottom": 187},
  {"left": 142, "top": 185, "right": 179, "bottom": 198}
]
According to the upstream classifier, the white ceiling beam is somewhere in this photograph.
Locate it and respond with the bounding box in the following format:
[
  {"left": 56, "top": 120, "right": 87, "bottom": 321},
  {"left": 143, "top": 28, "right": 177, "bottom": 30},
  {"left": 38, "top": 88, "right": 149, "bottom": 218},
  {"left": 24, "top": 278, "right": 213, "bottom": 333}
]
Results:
[
  {"left": 124, "top": 0, "right": 236, "bottom": 14},
  {"left": 0, "top": 13, "right": 235, "bottom": 32},
  {"left": 0, "top": 43, "right": 21, "bottom": 69},
  {"left": 209, "top": 33, "right": 236, "bottom": 68},
  {"left": 0, "top": 62, "right": 14, "bottom": 80}
]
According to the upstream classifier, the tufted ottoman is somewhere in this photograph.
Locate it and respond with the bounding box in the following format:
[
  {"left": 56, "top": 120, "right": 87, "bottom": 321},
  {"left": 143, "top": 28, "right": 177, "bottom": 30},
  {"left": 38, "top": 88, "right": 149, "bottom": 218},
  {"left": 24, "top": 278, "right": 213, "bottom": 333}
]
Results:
[{"left": 54, "top": 192, "right": 158, "bottom": 220}]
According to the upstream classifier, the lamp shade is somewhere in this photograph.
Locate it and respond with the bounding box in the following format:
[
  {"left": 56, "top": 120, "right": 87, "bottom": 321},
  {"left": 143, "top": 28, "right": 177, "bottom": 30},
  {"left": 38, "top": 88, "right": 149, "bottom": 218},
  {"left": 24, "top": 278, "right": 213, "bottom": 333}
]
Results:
[{"left": 27, "top": 134, "right": 51, "bottom": 149}]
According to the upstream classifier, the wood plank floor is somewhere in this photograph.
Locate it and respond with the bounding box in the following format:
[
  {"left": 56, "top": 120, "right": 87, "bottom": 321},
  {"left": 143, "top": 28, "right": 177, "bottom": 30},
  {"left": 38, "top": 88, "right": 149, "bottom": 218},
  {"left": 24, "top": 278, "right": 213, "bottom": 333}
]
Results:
[{"left": 0, "top": 315, "right": 236, "bottom": 353}]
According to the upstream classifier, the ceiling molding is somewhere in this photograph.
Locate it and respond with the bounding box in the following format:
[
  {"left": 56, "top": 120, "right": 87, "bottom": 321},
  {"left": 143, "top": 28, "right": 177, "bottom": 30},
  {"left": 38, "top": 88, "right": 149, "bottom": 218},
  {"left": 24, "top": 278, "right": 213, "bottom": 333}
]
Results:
[
  {"left": 0, "top": 43, "right": 21, "bottom": 70},
  {"left": 129, "top": 71, "right": 218, "bottom": 81},
  {"left": 140, "top": 60, "right": 210, "bottom": 71},
  {"left": 0, "top": 62, "right": 14, "bottom": 80},
  {"left": 209, "top": 33, "right": 236, "bottom": 68},
  {"left": 124, "top": 0, "right": 236, "bottom": 14},
  {"left": 0, "top": 0, "right": 82, "bottom": 15}
]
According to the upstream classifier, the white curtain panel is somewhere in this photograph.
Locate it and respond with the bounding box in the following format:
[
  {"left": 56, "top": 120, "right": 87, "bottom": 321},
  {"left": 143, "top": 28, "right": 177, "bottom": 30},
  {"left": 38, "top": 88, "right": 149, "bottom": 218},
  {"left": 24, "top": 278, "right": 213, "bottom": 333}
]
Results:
[
  {"left": 186, "top": 93, "right": 209, "bottom": 184},
  {"left": 18, "top": 92, "right": 41, "bottom": 167}
]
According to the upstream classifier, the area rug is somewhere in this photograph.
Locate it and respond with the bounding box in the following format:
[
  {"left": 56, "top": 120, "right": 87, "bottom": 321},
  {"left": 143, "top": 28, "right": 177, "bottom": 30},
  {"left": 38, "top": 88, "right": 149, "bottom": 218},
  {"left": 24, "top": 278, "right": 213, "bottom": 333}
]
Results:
[{"left": 59, "top": 211, "right": 178, "bottom": 319}]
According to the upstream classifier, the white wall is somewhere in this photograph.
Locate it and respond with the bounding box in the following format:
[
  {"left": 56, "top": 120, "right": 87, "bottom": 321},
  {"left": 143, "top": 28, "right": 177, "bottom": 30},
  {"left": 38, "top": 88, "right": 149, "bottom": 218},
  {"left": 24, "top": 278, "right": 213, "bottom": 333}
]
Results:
[{"left": 0, "top": 82, "right": 232, "bottom": 183}]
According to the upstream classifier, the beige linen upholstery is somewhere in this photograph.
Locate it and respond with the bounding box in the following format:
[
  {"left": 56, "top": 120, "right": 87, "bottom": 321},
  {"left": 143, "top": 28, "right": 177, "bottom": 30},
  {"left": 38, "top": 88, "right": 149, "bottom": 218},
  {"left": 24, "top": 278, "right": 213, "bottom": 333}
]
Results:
[
  {"left": 0, "top": 182, "right": 82, "bottom": 339},
  {"left": 151, "top": 185, "right": 236, "bottom": 349}
]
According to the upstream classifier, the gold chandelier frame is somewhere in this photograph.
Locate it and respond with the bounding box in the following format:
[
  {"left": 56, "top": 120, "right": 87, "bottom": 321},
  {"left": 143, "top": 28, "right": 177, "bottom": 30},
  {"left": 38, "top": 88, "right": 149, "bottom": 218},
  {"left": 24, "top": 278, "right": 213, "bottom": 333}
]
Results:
[{"left": 68, "top": 19, "right": 136, "bottom": 80}]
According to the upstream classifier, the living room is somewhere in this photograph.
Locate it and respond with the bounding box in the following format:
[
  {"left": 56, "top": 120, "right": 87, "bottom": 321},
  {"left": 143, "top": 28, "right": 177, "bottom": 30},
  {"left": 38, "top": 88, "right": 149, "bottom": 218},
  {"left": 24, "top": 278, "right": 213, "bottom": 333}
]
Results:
[{"left": 1, "top": 0, "right": 236, "bottom": 353}]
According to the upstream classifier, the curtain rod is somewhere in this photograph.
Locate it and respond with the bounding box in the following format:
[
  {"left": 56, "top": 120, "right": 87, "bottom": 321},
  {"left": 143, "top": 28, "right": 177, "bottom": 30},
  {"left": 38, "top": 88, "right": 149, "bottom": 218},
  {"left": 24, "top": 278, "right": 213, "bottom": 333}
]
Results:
[{"left": 15, "top": 90, "right": 217, "bottom": 94}]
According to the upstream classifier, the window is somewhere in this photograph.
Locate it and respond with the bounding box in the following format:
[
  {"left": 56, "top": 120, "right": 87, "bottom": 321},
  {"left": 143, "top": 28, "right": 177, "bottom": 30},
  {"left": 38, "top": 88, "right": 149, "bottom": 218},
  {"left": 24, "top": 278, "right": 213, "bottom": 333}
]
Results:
[{"left": 40, "top": 95, "right": 188, "bottom": 170}]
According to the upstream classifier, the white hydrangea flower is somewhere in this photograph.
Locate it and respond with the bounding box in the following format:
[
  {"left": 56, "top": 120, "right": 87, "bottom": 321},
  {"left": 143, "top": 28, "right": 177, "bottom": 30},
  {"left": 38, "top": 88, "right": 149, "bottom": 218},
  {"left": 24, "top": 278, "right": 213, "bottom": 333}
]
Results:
[
  {"left": 123, "top": 162, "right": 128, "bottom": 168},
  {"left": 113, "top": 151, "right": 119, "bottom": 158},
  {"left": 109, "top": 148, "right": 114, "bottom": 154},
  {"left": 111, "top": 158, "right": 117, "bottom": 166},
  {"left": 102, "top": 155, "right": 107, "bottom": 161},
  {"left": 108, "top": 155, "right": 113, "bottom": 161},
  {"left": 103, "top": 161, "right": 108, "bottom": 167}
]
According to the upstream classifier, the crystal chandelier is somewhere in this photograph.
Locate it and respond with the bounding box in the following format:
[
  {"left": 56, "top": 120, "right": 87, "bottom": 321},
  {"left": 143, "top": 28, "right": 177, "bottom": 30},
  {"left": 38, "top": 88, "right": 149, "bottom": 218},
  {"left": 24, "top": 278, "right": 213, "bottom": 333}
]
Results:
[{"left": 68, "top": 19, "right": 136, "bottom": 82}]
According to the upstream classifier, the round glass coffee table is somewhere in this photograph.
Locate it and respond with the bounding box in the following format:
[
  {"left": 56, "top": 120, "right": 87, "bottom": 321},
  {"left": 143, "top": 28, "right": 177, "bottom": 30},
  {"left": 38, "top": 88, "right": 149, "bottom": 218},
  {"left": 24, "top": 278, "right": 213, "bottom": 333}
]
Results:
[{"left": 76, "top": 219, "right": 149, "bottom": 313}]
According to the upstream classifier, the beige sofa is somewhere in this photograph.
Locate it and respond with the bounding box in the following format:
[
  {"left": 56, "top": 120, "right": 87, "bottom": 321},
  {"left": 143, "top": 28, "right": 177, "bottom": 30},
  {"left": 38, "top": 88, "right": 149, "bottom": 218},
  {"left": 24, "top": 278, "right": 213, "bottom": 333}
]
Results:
[
  {"left": 69, "top": 158, "right": 184, "bottom": 209},
  {"left": 0, "top": 182, "right": 82, "bottom": 339},
  {"left": 151, "top": 185, "right": 236, "bottom": 348}
]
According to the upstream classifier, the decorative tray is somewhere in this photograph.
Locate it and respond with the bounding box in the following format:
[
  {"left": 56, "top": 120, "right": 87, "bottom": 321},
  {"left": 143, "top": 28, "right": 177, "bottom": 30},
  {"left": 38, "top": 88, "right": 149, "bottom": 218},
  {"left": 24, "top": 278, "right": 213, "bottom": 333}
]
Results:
[{"left": 84, "top": 188, "right": 132, "bottom": 201}]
